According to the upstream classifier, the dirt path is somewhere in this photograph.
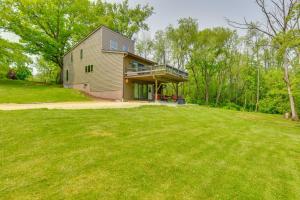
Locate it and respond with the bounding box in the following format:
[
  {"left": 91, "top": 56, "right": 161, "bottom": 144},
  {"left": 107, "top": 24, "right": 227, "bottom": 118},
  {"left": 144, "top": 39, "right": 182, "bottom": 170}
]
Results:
[{"left": 0, "top": 101, "right": 176, "bottom": 111}]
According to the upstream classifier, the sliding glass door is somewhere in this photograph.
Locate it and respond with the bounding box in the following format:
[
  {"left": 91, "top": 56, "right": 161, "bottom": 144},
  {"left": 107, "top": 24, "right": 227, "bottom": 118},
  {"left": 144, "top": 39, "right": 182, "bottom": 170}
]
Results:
[{"left": 133, "top": 83, "right": 153, "bottom": 100}]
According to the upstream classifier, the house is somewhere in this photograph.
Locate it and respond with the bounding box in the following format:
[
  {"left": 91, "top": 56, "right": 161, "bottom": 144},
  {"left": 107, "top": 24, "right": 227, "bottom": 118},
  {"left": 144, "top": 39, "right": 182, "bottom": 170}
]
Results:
[{"left": 63, "top": 26, "right": 188, "bottom": 101}]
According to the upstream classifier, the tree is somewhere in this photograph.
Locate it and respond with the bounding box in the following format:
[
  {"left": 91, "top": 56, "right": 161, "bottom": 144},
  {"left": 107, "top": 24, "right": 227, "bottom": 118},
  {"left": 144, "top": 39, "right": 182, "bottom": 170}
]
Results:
[
  {"left": 97, "top": 0, "right": 153, "bottom": 39},
  {"left": 35, "top": 58, "right": 60, "bottom": 83},
  {"left": 189, "top": 28, "right": 234, "bottom": 104},
  {"left": 244, "top": 29, "right": 269, "bottom": 111},
  {"left": 0, "top": 0, "right": 93, "bottom": 83},
  {"left": 166, "top": 18, "right": 198, "bottom": 70},
  {"left": 0, "top": 37, "right": 31, "bottom": 78},
  {"left": 228, "top": 0, "right": 300, "bottom": 120},
  {"left": 153, "top": 30, "right": 170, "bottom": 65},
  {"left": 135, "top": 36, "right": 153, "bottom": 59}
]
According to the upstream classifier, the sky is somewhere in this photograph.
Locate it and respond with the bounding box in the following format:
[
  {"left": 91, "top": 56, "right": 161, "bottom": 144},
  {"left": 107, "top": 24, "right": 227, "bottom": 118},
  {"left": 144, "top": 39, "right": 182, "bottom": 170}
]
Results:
[{"left": 106, "top": 0, "right": 264, "bottom": 36}]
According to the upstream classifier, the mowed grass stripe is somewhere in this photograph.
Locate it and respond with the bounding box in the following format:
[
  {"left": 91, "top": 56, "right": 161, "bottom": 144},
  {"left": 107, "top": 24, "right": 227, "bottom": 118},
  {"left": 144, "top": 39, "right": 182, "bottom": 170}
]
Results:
[{"left": 1, "top": 106, "right": 300, "bottom": 199}]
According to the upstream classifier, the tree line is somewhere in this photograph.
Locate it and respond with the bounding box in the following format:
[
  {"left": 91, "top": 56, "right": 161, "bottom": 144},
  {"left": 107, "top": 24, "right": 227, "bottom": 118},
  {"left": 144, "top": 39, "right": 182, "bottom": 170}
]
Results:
[{"left": 135, "top": 0, "right": 300, "bottom": 120}]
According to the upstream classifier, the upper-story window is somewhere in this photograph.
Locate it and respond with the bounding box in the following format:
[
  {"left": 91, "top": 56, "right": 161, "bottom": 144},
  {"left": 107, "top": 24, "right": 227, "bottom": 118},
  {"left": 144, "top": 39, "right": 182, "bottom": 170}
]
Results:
[
  {"left": 71, "top": 53, "right": 73, "bottom": 63},
  {"left": 80, "top": 49, "right": 83, "bottom": 59},
  {"left": 110, "top": 40, "right": 118, "bottom": 50},
  {"left": 131, "top": 61, "right": 144, "bottom": 71},
  {"left": 122, "top": 45, "right": 128, "bottom": 52}
]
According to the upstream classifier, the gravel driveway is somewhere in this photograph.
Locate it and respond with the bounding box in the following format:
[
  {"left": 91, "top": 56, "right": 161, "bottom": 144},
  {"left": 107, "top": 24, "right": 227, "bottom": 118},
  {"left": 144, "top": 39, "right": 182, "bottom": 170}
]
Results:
[{"left": 0, "top": 101, "right": 176, "bottom": 110}]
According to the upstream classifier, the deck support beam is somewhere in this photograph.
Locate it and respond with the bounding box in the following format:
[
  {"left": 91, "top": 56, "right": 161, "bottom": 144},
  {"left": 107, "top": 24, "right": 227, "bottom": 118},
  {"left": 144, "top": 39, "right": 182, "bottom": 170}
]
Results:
[
  {"left": 176, "top": 83, "right": 179, "bottom": 99},
  {"left": 155, "top": 79, "right": 158, "bottom": 102}
]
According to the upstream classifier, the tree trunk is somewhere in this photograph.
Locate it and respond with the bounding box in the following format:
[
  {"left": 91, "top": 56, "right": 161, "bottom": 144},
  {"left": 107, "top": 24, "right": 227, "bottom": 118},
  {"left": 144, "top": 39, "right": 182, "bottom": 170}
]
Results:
[
  {"left": 205, "top": 81, "right": 209, "bottom": 105},
  {"left": 255, "top": 67, "right": 260, "bottom": 112},
  {"left": 56, "top": 57, "right": 64, "bottom": 84},
  {"left": 216, "top": 73, "right": 223, "bottom": 105},
  {"left": 283, "top": 53, "right": 298, "bottom": 121},
  {"left": 244, "top": 95, "right": 247, "bottom": 110},
  {"left": 204, "top": 69, "right": 210, "bottom": 105},
  {"left": 190, "top": 66, "right": 201, "bottom": 98}
]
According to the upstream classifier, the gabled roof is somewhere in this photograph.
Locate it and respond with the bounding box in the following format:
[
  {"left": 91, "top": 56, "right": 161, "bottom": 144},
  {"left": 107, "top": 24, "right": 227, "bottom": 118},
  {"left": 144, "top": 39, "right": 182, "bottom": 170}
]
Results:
[
  {"left": 102, "top": 50, "right": 157, "bottom": 65},
  {"left": 64, "top": 25, "right": 134, "bottom": 56}
]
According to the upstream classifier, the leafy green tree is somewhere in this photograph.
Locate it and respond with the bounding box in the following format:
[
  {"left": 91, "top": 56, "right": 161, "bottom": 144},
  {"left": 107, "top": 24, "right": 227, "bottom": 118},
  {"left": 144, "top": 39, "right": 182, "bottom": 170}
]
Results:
[
  {"left": 96, "top": 0, "right": 153, "bottom": 39},
  {"left": 35, "top": 58, "right": 60, "bottom": 83},
  {"left": 153, "top": 30, "right": 170, "bottom": 65},
  {"left": 0, "top": 0, "right": 93, "bottom": 83},
  {"left": 135, "top": 36, "right": 153, "bottom": 59},
  {"left": 166, "top": 18, "right": 198, "bottom": 70},
  {"left": 244, "top": 29, "right": 269, "bottom": 111},
  {"left": 189, "top": 28, "right": 234, "bottom": 104},
  {"left": 0, "top": 37, "right": 31, "bottom": 78}
]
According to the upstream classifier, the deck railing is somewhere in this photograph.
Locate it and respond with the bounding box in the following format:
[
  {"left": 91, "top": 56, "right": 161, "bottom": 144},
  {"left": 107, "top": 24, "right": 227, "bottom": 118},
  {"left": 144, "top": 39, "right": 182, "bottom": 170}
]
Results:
[{"left": 125, "top": 64, "right": 188, "bottom": 78}]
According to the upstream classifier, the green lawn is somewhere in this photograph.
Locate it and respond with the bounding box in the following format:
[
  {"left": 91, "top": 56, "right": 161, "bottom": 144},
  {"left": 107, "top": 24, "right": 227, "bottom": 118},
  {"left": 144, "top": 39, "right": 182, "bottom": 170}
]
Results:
[
  {"left": 1, "top": 106, "right": 300, "bottom": 199},
  {"left": 0, "top": 79, "right": 90, "bottom": 103}
]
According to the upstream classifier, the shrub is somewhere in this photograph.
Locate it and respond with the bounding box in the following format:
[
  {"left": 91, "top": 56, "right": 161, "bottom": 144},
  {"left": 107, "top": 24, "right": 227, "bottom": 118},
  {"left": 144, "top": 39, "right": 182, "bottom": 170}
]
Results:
[
  {"left": 15, "top": 66, "right": 32, "bottom": 80},
  {"left": 185, "top": 96, "right": 204, "bottom": 105},
  {"left": 259, "top": 96, "right": 289, "bottom": 114}
]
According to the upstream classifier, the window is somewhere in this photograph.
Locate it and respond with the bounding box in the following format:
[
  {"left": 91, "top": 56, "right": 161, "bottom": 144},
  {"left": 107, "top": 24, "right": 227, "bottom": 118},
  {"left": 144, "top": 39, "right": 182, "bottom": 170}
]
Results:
[
  {"left": 85, "top": 65, "right": 94, "bottom": 73},
  {"left": 122, "top": 45, "right": 128, "bottom": 52},
  {"left": 110, "top": 40, "right": 118, "bottom": 50},
  {"left": 134, "top": 83, "right": 148, "bottom": 100},
  {"left": 80, "top": 49, "right": 83, "bottom": 59},
  {"left": 71, "top": 53, "right": 73, "bottom": 63},
  {"left": 66, "top": 70, "right": 69, "bottom": 82},
  {"left": 131, "top": 61, "right": 144, "bottom": 71}
]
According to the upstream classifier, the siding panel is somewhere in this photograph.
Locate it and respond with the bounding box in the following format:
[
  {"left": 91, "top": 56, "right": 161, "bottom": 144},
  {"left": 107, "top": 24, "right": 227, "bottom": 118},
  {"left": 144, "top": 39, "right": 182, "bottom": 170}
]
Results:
[{"left": 63, "top": 27, "right": 124, "bottom": 100}]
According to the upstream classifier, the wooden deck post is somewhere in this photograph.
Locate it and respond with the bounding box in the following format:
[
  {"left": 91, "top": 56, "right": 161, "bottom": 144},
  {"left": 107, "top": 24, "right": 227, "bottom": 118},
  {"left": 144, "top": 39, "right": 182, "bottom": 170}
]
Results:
[
  {"left": 176, "top": 82, "right": 179, "bottom": 99},
  {"left": 155, "top": 79, "right": 158, "bottom": 102}
]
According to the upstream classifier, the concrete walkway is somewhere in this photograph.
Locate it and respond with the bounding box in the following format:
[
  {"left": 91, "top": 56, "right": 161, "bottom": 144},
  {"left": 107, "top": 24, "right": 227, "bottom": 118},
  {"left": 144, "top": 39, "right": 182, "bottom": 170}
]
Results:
[{"left": 0, "top": 101, "right": 177, "bottom": 111}]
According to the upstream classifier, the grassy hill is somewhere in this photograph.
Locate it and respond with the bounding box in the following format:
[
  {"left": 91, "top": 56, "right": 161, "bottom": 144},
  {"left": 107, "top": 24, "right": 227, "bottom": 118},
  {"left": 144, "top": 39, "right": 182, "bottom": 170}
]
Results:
[
  {"left": 1, "top": 106, "right": 299, "bottom": 199},
  {"left": 0, "top": 79, "right": 90, "bottom": 103}
]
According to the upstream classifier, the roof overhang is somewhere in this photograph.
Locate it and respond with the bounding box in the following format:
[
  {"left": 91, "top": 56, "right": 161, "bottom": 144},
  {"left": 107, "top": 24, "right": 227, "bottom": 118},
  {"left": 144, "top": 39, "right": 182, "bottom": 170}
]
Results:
[{"left": 102, "top": 50, "right": 156, "bottom": 65}]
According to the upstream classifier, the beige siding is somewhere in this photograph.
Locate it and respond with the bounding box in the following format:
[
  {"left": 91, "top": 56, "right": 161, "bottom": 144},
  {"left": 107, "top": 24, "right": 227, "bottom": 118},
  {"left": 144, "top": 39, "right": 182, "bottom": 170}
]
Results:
[
  {"left": 90, "top": 52, "right": 124, "bottom": 92},
  {"left": 63, "top": 27, "right": 124, "bottom": 100},
  {"left": 124, "top": 79, "right": 134, "bottom": 100},
  {"left": 101, "top": 27, "right": 135, "bottom": 53}
]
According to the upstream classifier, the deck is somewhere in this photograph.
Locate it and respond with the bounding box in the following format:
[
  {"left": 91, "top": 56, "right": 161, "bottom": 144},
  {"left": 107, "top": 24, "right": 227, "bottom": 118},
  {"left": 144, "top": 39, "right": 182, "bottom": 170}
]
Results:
[{"left": 125, "top": 64, "right": 188, "bottom": 82}]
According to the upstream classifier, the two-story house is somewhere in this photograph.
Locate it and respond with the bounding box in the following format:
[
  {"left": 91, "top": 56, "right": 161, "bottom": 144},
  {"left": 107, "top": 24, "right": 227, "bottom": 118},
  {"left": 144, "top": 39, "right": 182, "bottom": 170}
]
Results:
[{"left": 63, "top": 26, "right": 188, "bottom": 101}]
